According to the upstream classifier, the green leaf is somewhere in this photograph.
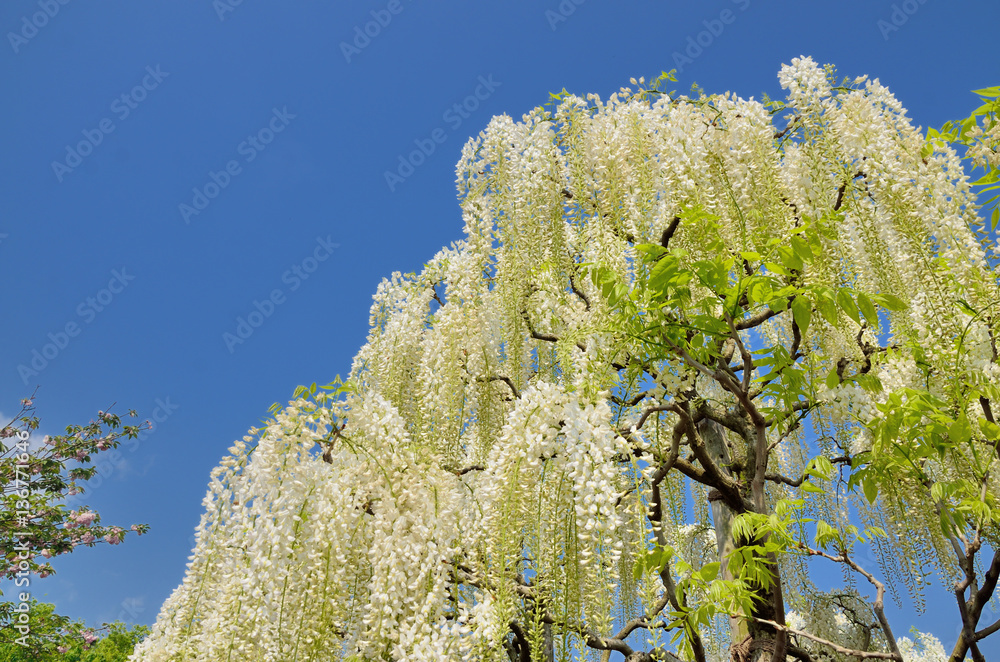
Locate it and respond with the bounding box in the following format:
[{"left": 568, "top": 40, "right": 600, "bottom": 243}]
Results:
[
  {"left": 866, "top": 526, "right": 887, "bottom": 540},
  {"left": 979, "top": 418, "right": 1000, "bottom": 441},
  {"left": 768, "top": 294, "right": 790, "bottom": 313},
  {"left": 949, "top": 414, "right": 972, "bottom": 445},
  {"left": 812, "top": 456, "right": 834, "bottom": 480},
  {"left": 930, "top": 481, "right": 950, "bottom": 503},
  {"left": 837, "top": 289, "right": 861, "bottom": 324},
  {"left": 816, "top": 294, "right": 838, "bottom": 326},
  {"left": 636, "top": 243, "right": 668, "bottom": 260},
  {"left": 873, "top": 293, "right": 908, "bottom": 311},
  {"left": 790, "top": 296, "right": 812, "bottom": 336},
  {"left": 826, "top": 370, "right": 841, "bottom": 390},
  {"left": 992, "top": 207, "right": 999, "bottom": 232},
  {"left": 635, "top": 546, "right": 675, "bottom": 580},
  {"left": 957, "top": 299, "right": 978, "bottom": 316},
  {"left": 698, "top": 562, "right": 720, "bottom": 582},
  {"left": 648, "top": 258, "right": 674, "bottom": 292},
  {"left": 972, "top": 86, "right": 1000, "bottom": 98},
  {"left": 859, "top": 373, "right": 883, "bottom": 393},
  {"left": 815, "top": 520, "right": 839, "bottom": 548},
  {"left": 777, "top": 245, "right": 804, "bottom": 272},
  {"left": 790, "top": 235, "right": 814, "bottom": 262},
  {"left": 862, "top": 475, "right": 878, "bottom": 504},
  {"left": 800, "top": 481, "right": 825, "bottom": 494},
  {"left": 857, "top": 292, "right": 878, "bottom": 327},
  {"left": 973, "top": 170, "right": 1000, "bottom": 186}
]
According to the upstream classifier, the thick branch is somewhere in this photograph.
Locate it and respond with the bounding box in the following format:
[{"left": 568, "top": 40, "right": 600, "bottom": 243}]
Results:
[
  {"left": 569, "top": 277, "right": 591, "bottom": 311},
  {"left": 752, "top": 618, "right": 899, "bottom": 660},
  {"left": 799, "top": 545, "right": 902, "bottom": 660},
  {"left": 736, "top": 307, "right": 779, "bottom": 331},
  {"left": 833, "top": 171, "right": 868, "bottom": 212},
  {"left": 453, "top": 465, "right": 485, "bottom": 476},
  {"left": 976, "top": 616, "right": 1000, "bottom": 641},
  {"left": 644, "top": 421, "right": 708, "bottom": 662},
  {"left": 508, "top": 621, "right": 532, "bottom": 662},
  {"left": 485, "top": 375, "right": 521, "bottom": 399},
  {"left": 660, "top": 216, "right": 681, "bottom": 248},
  {"left": 521, "top": 308, "right": 588, "bottom": 353}
]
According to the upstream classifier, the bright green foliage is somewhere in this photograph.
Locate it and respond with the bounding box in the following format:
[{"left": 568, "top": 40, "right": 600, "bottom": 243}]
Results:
[{"left": 0, "top": 600, "right": 148, "bottom": 662}]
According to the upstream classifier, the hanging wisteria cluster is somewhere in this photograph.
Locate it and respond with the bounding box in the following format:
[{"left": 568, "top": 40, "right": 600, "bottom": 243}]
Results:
[{"left": 132, "top": 58, "right": 998, "bottom": 662}]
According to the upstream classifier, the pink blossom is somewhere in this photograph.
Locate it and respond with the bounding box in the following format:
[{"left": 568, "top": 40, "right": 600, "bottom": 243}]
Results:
[
  {"left": 104, "top": 527, "right": 124, "bottom": 545},
  {"left": 21, "top": 398, "right": 33, "bottom": 407},
  {"left": 76, "top": 450, "right": 87, "bottom": 461},
  {"left": 57, "top": 647, "right": 68, "bottom": 654},
  {"left": 80, "top": 533, "right": 95, "bottom": 544},
  {"left": 75, "top": 512, "right": 97, "bottom": 526},
  {"left": 40, "top": 549, "right": 53, "bottom": 559},
  {"left": 82, "top": 630, "right": 98, "bottom": 644}
]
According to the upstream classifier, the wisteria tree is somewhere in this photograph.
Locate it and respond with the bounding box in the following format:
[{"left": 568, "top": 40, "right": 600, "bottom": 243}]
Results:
[{"left": 133, "top": 59, "right": 999, "bottom": 662}]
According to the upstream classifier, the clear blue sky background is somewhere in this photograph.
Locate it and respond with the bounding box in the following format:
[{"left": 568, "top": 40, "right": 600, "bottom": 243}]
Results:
[{"left": 2, "top": 0, "right": 998, "bottom": 654}]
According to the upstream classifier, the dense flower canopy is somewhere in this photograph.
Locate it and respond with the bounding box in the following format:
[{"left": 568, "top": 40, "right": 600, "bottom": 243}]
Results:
[{"left": 132, "top": 58, "right": 998, "bottom": 662}]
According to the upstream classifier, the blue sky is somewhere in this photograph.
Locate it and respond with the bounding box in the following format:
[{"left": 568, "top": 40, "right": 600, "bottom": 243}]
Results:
[{"left": 1, "top": 0, "right": 998, "bottom": 654}]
